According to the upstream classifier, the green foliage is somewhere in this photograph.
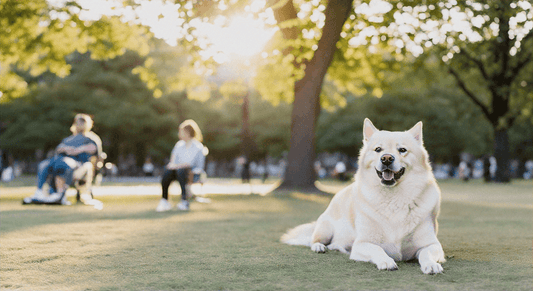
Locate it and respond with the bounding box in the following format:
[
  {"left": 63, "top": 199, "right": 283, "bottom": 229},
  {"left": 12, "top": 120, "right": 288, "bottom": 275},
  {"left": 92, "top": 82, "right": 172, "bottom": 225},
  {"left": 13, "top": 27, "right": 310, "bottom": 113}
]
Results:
[
  {"left": 0, "top": 0, "right": 151, "bottom": 101},
  {"left": 316, "top": 66, "right": 499, "bottom": 162}
]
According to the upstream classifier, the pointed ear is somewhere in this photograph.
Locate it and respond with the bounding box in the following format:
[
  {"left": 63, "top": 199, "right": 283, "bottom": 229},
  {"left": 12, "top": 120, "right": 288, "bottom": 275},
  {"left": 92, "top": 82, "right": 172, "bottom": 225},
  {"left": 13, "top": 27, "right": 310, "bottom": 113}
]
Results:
[
  {"left": 363, "top": 118, "right": 378, "bottom": 142},
  {"left": 408, "top": 121, "right": 423, "bottom": 144}
]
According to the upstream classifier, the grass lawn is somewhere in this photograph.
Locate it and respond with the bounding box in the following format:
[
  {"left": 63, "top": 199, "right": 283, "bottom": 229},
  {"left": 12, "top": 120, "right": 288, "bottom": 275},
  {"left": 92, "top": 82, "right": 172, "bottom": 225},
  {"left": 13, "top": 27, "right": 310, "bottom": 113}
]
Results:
[{"left": 1, "top": 178, "right": 532, "bottom": 290}]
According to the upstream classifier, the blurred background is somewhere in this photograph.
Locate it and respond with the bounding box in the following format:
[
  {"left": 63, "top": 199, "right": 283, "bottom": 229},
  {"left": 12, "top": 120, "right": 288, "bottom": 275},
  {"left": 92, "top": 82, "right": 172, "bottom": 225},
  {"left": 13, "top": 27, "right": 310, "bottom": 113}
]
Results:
[{"left": 1, "top": 0, "right": 532, "bottom": 186}]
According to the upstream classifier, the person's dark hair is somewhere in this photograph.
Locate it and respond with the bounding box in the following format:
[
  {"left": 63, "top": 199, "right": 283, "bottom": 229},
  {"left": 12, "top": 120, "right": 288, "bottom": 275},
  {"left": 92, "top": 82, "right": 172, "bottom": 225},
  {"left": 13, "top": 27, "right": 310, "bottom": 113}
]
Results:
[{"left": 179, "top": 119, "right": 203, "bottom": 142}]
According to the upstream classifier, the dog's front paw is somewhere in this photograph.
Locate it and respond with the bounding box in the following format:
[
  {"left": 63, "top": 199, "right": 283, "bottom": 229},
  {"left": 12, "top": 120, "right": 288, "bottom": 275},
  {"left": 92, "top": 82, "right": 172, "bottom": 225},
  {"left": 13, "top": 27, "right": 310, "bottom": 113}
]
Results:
[
  {"left": 421, "top": 262, "right": 443, "bottom": 274},
  {"left": 375, "top": 257, "right": 398, "bottom": 271},
  {"left": 311, "top": 243, "right": 327, "bottom": 253}
]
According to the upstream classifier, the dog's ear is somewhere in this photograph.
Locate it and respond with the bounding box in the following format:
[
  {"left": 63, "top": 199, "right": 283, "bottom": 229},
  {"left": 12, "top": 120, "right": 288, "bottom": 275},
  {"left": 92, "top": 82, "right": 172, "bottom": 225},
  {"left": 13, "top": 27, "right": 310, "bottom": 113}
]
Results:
[
  {"left": 363, "top": 118, "right": 378, "bottom": 142},
  {"left": 408, "top": 121, "right": 423, "bottom": 144}
]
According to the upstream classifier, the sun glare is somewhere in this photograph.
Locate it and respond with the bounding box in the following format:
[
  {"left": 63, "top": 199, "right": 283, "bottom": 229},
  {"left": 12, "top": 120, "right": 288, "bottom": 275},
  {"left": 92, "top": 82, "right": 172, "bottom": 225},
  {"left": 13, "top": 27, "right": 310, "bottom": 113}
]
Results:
[
  {"left": 58, "top": 0, "right": 275, "bottom": 64},
  {"left": 205, "top": 16, "right": 275, "bottom": 63}
]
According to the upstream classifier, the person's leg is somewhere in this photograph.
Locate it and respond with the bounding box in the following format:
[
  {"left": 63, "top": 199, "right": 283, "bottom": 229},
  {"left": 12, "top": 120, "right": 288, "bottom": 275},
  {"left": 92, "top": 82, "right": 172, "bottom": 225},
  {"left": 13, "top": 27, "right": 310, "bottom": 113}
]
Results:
[
  {"left": 157, "top": 169, "right": 177, "bottom": 212},
  {"left": 175, "top": 168, "right": 190, "bottom": 201},
  {"left": 36, "top": 158, "right": 53, "bottom": 190},
  {"left": 161, "top": 169, "right": 177, "bottom": 200},
  {"left": 50, "top": 157, "right": 79, "bottom": 204}
]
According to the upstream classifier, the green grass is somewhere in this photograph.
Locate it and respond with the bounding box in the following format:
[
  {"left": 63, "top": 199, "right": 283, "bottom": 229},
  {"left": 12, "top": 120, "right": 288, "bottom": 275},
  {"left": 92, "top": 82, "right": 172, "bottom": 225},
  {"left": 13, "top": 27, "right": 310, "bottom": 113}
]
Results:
[{"left": 1, "top": 179, "right": 532, "bottom": 290}]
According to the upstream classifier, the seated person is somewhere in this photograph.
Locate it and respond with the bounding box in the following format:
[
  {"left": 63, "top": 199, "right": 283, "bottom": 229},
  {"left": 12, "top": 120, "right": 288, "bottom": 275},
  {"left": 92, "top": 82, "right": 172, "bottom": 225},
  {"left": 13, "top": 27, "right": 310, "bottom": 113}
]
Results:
[
  {"left": 156, "top": 119, "right": 205, "bottom": 212},
  {"left": 24, "top": 114, "right": 102, "bottom": 205}
]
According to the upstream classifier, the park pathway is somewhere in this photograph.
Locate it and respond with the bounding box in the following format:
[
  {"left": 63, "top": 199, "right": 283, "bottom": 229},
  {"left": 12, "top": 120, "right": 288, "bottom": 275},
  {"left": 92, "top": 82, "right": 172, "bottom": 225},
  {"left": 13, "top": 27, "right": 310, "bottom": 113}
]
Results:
[{"left": 93, "top": 177, "right": 279, "bottom": 197}]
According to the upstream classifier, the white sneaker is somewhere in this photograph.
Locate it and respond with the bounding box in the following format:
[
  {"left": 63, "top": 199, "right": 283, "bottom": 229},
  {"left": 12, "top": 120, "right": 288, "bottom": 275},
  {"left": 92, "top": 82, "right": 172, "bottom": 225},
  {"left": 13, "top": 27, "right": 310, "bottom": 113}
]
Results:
[
  {"left": 45, "top": 192, "right": 61, "bottom": 203},
  {"left": 156, "top": 198, "right": 172, "bottom": 212},
  {"left": 33, "top": 189, "right": 45, "bottom": 200},
  {"left": 176, "top": 200, "right": 190, "bottom": 211}
]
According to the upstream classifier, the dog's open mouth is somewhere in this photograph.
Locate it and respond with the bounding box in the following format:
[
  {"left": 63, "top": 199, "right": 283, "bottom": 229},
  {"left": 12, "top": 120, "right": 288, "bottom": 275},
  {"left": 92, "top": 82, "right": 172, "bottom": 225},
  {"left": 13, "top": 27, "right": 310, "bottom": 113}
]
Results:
[{"left": 376, "top": 167, "right": 405, "bottom": 186}]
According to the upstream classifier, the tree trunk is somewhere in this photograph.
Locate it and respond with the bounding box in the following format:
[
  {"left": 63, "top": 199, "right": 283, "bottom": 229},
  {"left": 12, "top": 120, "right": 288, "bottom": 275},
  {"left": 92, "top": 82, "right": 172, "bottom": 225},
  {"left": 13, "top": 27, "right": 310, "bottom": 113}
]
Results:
[
  {"left": 493, "top": 127, "right": 511, "bottom": 183},
  {"left": 241, "top": 90, "right": 253, "bottom": 159},
  {"left": 279, "top": 0, "right": 353, "bottom": 191}
]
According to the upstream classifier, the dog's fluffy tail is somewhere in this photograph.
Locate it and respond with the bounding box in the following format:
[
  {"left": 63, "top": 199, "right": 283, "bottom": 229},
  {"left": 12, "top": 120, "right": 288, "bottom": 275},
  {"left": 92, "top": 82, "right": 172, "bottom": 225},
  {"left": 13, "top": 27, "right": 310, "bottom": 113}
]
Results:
[{"left": 280, "top": 222, "right": 316, "bottom": 246}]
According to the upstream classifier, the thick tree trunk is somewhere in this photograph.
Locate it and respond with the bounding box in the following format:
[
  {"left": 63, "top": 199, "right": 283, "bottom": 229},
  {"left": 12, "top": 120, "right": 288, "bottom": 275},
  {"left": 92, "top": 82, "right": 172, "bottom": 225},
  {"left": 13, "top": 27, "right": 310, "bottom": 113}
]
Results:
[
  {"left": 279, "top": 77, "right": 323, "bottom": 190},
  {"left": 492, "top": 128, "right": 511, "bottom": 183},
  {"left": 278, "top": 0, "right": 353, "bottom": 191}
]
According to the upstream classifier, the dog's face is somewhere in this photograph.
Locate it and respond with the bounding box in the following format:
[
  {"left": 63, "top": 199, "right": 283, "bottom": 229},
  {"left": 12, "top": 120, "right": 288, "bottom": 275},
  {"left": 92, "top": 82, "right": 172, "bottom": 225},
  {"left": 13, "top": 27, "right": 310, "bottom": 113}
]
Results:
[{"left": 360, "top": 118, "right": 428, "bottom": 187}]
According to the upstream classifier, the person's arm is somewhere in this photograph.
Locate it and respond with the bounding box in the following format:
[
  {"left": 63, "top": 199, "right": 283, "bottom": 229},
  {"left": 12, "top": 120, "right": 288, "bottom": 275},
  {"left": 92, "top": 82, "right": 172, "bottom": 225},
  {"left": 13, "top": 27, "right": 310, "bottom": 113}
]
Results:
[
  {"left": 67, "top": 143, "right": 97, "bottom": 156},
  {"left": 166, "top": 143, "right": 186, "bottom": 169},
  {"left": 191, "top": 147, "right": 206, "bottom": 174},
  {"left": 55, "top": 139, "right": 71, "bottom": 154}
]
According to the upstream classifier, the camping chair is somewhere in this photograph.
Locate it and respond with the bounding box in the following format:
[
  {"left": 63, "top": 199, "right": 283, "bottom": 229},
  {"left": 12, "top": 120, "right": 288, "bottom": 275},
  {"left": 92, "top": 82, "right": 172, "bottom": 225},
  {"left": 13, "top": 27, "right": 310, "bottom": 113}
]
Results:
[
  {"left": 73, "top": 152, "right": 106, "bottom": 204},
  {"left": 186, "top": 146, "right": 210, "bottom": 203}
]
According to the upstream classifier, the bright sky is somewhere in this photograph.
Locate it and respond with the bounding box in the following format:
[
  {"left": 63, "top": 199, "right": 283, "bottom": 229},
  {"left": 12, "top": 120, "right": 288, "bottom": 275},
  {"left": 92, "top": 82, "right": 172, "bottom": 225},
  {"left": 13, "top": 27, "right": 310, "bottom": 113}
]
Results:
[{"left": 48, "top": 0, "right": 276, "bottom": 63}]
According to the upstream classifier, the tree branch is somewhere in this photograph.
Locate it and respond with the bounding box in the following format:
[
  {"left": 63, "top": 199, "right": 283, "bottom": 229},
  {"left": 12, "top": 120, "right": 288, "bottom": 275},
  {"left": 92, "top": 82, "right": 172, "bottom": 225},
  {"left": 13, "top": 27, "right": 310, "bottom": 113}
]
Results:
[
  {"left": 269, "top": 0, "right": 299, "bottom": 40},
  {"left": 295, "top": 0, "right": 353, "bottom": 92},
  {"left": 448, "top": 66, "right": 493, "bottom": 123},
  {"left": 458, "top": 48, "right": 491, "bottom": 81},
  {"left": 509, "top": 53, "right": 532, "bottom": 82}
]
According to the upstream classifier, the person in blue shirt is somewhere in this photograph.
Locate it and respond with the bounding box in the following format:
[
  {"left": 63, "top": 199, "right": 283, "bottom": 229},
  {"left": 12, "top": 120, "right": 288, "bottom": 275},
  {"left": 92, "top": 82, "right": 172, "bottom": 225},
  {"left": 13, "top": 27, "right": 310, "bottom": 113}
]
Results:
[
  {"left": 156, "top": 119, "right": 206, "bottom": 212},
  {"left": 24, "top": 114, "right": 102, "bottom": 205}
]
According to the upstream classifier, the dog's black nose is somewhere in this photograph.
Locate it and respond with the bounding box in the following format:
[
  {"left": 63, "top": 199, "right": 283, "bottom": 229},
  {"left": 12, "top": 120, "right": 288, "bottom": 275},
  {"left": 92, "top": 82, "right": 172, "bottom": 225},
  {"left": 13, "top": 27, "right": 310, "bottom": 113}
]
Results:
[{"left": 381, "top": 154, "right": 394, "bottom": 165}]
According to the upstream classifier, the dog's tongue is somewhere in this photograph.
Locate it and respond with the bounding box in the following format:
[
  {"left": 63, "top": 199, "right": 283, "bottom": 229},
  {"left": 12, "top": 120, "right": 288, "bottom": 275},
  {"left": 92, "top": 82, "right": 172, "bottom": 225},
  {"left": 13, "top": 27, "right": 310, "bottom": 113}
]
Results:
[{"left": 382, "top": 170, "right": 394, "bottom": 181}]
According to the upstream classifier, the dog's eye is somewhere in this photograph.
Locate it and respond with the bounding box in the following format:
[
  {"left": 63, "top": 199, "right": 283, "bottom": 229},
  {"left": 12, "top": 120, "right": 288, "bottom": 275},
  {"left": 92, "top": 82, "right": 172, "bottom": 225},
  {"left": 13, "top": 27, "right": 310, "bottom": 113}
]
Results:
[
  {"left": 398, "top": 148, "right": 407, "bottom": 153},
  {"left": 375, "top": 147, "right": 382, "bottom": 153}
]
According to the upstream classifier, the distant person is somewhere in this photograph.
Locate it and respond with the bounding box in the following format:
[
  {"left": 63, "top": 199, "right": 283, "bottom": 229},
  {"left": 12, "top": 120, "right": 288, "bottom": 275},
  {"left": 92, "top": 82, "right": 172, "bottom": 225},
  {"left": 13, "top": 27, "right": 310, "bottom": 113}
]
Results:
[
  {"left": 259, "top": 160, "right": 268, "bottom": 183},
  {"left": 489, "top": 156, "right": 497, "bottom": 180},
  {"left": 333, "top": 161, "right": 348, "bottom": 181},
  {"left": 241, "top": 157, "right": 251, "bottom": 184},
  {"left": 143, "top": 157, "right": 154, "bottom": 177},
  {"left": 458, "top": 160, "right": 471, "bottom": 181},
  {"left": 483, "top": 155, "right": 491, "bottom": 182},
  {"left": 157, "top": 119, "right": 205, "bottom": 212},
  {"left": 24, "top": 114, "right": 102, "bottom": 205}
]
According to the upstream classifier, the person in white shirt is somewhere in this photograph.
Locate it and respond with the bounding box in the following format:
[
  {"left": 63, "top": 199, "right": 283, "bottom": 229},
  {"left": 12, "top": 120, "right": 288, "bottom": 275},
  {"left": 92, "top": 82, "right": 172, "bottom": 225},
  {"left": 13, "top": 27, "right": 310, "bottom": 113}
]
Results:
[
  {"left": 333, "top": 161, "right": 348, "bottom": 181},
  {"left": 156, "top": 119, "right": 205, "bottom": 212},
  {"left": 142, "top": 157, "right": 154, "bottom": 176}
]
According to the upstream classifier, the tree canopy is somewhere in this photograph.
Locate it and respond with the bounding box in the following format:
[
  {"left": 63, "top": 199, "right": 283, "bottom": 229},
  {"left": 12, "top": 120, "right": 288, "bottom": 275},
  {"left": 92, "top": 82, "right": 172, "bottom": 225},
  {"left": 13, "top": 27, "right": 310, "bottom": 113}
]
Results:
[
  {"left": 0, "top": 0, "right": 150, "bottom": 101},
  {"left": 1, "top": 0, "right": 532, "bottom": 184}
]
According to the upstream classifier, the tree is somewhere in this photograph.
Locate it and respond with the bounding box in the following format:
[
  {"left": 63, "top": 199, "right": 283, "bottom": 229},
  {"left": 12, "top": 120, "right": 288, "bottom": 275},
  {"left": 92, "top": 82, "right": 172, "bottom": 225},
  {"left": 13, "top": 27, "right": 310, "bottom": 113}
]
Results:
[
  {"left": 266, "top": 0, "right": 532, "bottom": 186},
  {"left": 440, "top": 1, "right": 532, "bottom": 182},
  {"left": 269, "top": 0, "right": 354, "bottom": 190},
  {"left": 367, "top": 0, "right": 533, "bottom": 182},
  {"left": 4, "top": 0, "right": 531, "bottom": 186},
  {"left": 0, "top": 0, "right": 150, "bottom": 101}
]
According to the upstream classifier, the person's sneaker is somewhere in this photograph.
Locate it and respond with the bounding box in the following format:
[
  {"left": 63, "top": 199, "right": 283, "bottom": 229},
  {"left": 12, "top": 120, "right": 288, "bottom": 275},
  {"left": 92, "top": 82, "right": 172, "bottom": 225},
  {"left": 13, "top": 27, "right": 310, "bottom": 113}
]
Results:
[
  {"left": 33, "top": 189, "right": 45, "bottom": 200},
  {"left": 176, "top": 200, "right": 190, "bottom": 211},
  {"left": 156, "top": 198, "right": 172, "bottom": 212},
  {"left": 22, "top": 196, "right": 33, "bottom": 204}
]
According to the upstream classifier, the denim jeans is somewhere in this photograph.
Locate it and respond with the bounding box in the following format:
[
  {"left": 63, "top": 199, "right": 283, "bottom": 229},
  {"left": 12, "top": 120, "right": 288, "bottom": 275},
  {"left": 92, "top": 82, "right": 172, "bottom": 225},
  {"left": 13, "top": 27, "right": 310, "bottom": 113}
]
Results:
[{"left": 36, "top": 155, "right": 80, "bottom": 193}]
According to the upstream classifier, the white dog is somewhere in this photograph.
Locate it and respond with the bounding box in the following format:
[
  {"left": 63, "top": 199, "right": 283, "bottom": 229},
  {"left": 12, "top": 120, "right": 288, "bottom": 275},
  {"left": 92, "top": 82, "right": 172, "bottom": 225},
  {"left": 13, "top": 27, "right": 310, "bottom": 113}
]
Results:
[{"left": 281, "top": 118, "right": 445, "bottom": 274}]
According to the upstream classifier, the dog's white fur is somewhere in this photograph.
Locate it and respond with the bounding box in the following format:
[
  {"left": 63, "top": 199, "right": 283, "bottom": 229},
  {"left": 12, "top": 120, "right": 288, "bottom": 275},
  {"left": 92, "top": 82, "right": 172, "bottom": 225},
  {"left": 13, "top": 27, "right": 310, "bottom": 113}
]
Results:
[{"left": 281, "top": 119, "right": 445, "bottom": 274}]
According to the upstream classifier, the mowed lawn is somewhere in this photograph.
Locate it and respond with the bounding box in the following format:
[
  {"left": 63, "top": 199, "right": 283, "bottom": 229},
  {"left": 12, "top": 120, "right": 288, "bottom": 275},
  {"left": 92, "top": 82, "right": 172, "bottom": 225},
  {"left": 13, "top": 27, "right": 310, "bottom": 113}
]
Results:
[{"left": 1, "top": 179, "right": 532, "bottom": 291}]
